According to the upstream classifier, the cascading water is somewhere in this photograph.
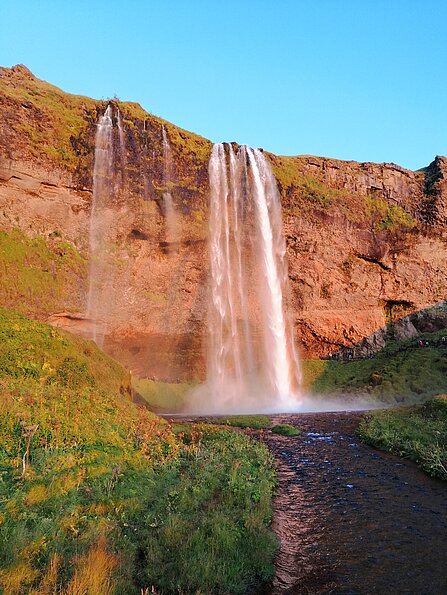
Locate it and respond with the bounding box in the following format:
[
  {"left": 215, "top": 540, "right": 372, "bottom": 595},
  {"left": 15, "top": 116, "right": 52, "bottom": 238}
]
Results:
[
  {"left": 117, "top": 109, "right": 126, "bottom": 185},
  {"left": 161, "top": 126, "right": 180, "bottom": 250},
  {"left": 192, "top": 143, "right": 301, "bottom": 413},
  {"left": 246, "top": 146, "right": 300, "bottom": 399},
  {"left": 86, "top": 105, "right": 114, "bottom": 347}
]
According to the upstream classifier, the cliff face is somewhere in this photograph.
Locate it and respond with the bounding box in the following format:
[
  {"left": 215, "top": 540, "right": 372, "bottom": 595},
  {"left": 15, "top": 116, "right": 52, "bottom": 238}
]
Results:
[{"left": 1, "top": 65, "right": 446, "bottom": 380}]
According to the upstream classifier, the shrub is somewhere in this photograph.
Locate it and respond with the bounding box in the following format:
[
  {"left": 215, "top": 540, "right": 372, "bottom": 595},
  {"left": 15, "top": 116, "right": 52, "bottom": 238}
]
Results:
[{"left": 271, "top": 424, "right": 301, "bottom": 436}]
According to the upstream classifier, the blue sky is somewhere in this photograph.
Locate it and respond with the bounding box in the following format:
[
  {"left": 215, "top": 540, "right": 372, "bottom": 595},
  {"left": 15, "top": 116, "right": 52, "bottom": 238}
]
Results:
[{"left": 1, "top": 0, "right": 446, "bottom": 170}]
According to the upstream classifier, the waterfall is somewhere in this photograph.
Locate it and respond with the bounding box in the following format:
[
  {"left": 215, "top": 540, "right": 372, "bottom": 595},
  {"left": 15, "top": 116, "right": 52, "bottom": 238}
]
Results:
[
  {"left": 117, "top": 109, "right": 126, "bottom": 185},
  {"left": 86, "top": 105, "right": 114, "bottom": 347},
  {"left": 162, "top": 126, "right": 180, "bottom": 251},
  {"left": 246, "top": 146, "right": 300, "bottom": 398},
  {"left": 194, "top": 142, "right": 300, "bottom": 412}
]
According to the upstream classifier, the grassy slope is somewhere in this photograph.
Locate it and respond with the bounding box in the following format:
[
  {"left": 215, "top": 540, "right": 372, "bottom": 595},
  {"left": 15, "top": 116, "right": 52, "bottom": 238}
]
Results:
[
  {"left": 0, "top": 65, "right": 97, "bottom": 171},
  {"left": 302, "top": 329, "right": 447, "bottom": 404},
  {"left": 0, "top": 309, "right": 277, "bottom": 594},
  {"left": 132, "top": 377, "right": 192, "bottom": 413}
]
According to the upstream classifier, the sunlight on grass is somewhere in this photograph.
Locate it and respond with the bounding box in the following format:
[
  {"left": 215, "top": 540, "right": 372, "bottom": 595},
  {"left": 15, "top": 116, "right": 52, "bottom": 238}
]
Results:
[
  {"left": 0, "top": 308, "right": 277, "bottom": 593},
  {"left": 132, "top": 376, "right": 192, "bottom": 412}
]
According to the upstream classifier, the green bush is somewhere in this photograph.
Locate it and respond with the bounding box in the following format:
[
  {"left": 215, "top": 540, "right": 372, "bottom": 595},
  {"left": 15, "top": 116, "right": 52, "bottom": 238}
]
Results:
[{"left": 271, "top": 424, "right": 300, "bottom": 436}]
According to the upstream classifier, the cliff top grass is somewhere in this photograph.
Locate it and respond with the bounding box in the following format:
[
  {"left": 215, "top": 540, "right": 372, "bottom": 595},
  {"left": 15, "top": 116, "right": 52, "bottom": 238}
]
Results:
[
  {"left": 0, "top": 65, "right": 97, "bottom": 170},
  {"left": 1, "top": 64, "right": 422, "bottom": 229},
  {"left": 0, "top": 64, "right": 211, "bottom": 177},
  {"left": 269, "top": 152, "right": 418, "bottom": 230},
  {"left": 0, "top": 308, "right": 277, "bottom": 594}
]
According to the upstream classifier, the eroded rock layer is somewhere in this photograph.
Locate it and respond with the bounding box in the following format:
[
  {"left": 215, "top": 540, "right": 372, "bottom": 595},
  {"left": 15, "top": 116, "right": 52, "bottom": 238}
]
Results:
[{"left": 1, "top": 65, "right": 446, "bottom": 380}]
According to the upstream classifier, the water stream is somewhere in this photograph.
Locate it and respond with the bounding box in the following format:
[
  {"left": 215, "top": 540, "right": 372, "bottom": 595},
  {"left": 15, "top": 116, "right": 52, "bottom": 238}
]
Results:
[
  {"left": 87, "top": 104, "right": 114, "bottom": 346},
  {"left": 161, "top": 125, "right": 180, "bottom": 251},
  {"left": 259, "top": 412, "right": 447, "bottom": 594}
]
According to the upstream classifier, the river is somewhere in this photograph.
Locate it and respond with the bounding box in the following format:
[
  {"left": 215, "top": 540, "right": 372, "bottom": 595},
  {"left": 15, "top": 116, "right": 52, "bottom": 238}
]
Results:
[{"left": 259, "top": 412, "right": 447, "bottom": 594}]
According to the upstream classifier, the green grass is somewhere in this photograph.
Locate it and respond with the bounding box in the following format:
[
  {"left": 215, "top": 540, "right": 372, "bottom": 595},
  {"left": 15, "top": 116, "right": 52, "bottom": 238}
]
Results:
[
  {"left": 132, "top": 377, "right": 192, "bottom": 412},
  {"left": 0, "top": 228, "right": 87, "bottom": 319},
  {"left": 0, "top": 65, "right": 98, "bottom": 171},
  {"left": 209, "top": 415, "right": 272, "bottom": 429},
  {"left": 303, "top": 329, "right": 447, "bottom": 404},
  {"left": 0, "top": 309, "right": 277, "bottom": 594},
  {"left": 359, "top": 396, "right": 447, "bottom": 480},
  {"left": 268, "top": 153, "right": 417, "bottom": 231},
  {"left": 271, "top": 424, "right": 301, "bottom": 437}
]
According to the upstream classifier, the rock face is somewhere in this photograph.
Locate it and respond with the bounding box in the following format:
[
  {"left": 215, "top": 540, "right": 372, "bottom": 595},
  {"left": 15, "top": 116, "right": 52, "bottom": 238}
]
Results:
[{"left": 1, "top": 65, "right": 446, "bottom": 380}]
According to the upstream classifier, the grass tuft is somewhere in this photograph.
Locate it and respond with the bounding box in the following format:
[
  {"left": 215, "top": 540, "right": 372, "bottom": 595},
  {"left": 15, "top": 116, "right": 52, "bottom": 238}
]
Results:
[
  {"left": 271, "top": 424, "right": 300, "bottom": 436},
  {"left": 210, "top": 415, "right": 271, "bottom": 429}
]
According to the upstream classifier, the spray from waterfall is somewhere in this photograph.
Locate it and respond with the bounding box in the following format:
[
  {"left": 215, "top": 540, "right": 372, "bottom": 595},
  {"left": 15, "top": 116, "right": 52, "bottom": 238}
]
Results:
[
  {"left": 86, "top": 105, "right": 114, "bottom": 347},
  {"left": 190, "top": 143, "right": 301, "bottom": 413},
  {"left": 162, "top": 125, "right": 180, "bottom": 251}
]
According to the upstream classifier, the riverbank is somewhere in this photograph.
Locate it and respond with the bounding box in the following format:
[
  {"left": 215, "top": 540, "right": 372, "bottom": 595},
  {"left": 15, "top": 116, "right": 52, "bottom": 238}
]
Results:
[{"left": 359, "top": 395, "right": 447, "bottom": 479}]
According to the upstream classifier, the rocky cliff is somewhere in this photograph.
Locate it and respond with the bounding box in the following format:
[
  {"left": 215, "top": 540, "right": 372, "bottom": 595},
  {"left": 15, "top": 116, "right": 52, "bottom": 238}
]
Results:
[{"left": 1, "top": 65, "right": 446, "bottom": 380}]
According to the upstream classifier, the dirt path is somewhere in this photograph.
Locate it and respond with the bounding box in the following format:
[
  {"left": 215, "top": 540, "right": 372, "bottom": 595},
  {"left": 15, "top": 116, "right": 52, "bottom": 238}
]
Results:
[{"left": 260, "top": 412, "right": 447, "bottom": 594}]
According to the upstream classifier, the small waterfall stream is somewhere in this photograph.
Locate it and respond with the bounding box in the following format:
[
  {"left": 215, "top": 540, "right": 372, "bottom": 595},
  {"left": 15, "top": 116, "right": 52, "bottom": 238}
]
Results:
[
  {"left": 86, "top": 105, "right": 114, "bottom": 346},
  {"left": 161, "top": 125, "right": 180, "bottom": 251},
  {"left": 117, "top": 109, "right": 126, "bottom": 186}
]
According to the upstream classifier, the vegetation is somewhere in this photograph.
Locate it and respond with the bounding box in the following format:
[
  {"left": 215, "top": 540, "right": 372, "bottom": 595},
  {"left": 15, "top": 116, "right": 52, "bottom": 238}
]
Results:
[
  {"left": 268, "top": 153, "right": 417, "bottom": 231},
  {"left": 0, "top": 64, "right": 211, "bottom": 200},
  {"left": 0, "top": 309, "right": 277, "bottom": 594},
  {"left": 271, "top": 424, "right": 300, "bottom": 437},
  {"left": 210, "top": 415, "right": 271, "bottom": 430},
  {"left": 132, "top": 377, "right": 191, "bottom": 412},
  {"left": 303, "top": 329, "right": 447, "bottom": 404},
  {"left": 359, "top": 396, "right": 447, "bottom": 480},
  {"left": 0, "top": 65, "right": 98, "bottom": 171},
  {"left": 0, "top": 228, "right": 87, "bottom": 319}
]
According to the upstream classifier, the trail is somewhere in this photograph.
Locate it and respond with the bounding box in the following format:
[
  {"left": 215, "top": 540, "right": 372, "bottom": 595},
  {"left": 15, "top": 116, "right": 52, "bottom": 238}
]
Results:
[{"left": 261, "top": 412, "right": 447, "bottom": 594}]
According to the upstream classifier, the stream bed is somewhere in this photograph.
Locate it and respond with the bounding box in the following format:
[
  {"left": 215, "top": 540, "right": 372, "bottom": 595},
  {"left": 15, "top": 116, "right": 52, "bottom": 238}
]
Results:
[{"left": 260, "top": 412, "right": 447, "bottom": 594}]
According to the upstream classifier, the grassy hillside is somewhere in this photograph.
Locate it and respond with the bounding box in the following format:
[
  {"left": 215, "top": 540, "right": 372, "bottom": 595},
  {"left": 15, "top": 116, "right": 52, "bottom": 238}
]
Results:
[
  {"left": 0, "top": 309, "right": 277, "bottom": 594},
  {"left": 302, "top": 329, "right": 447, "bottom": 404},
  {"left": 132, "top": 377, "right": 192, "bottom": 412}
]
